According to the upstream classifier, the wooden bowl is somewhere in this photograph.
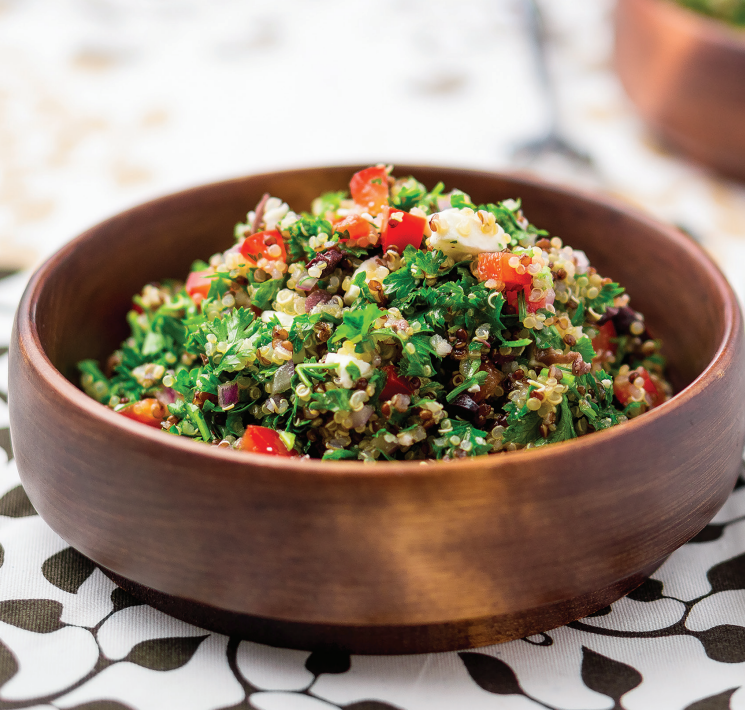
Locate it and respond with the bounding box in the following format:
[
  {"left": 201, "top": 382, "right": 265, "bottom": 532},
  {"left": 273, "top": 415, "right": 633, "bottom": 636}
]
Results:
[
  {"left": 615, "top": 0, "right": 745, "bottom": 181},
  {"left": 9, "top": 166, "right": 745, "bottom": 654}
]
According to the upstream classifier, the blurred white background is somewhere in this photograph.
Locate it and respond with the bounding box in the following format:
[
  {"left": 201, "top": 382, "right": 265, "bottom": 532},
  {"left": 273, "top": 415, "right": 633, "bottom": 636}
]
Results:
[{"left": 0, "top": 0, "right": 744, "bottom": 299}]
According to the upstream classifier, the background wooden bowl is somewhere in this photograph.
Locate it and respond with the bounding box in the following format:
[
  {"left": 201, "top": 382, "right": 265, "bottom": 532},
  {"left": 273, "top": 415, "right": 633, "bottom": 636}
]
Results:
[
  {"left": 615, "top": 0, "right": 745, "bottom": 181},
  {"left": 9, "top": 166, "right": 745, "bottom": 654}
]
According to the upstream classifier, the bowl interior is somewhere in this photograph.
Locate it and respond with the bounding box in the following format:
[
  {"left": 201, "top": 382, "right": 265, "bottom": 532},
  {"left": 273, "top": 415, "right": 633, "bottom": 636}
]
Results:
[
  {"left": 33, "top": 166, "right": 725, "bottom": 398},
  {"left": 15, "top": 165, "right": 744, "bottom": 651}
]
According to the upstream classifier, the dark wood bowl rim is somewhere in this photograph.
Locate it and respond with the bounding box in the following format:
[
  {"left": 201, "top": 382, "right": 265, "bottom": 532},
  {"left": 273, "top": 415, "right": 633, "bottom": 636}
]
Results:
[
  {"left": 16, "top": 164, "right": 740, "bottom": 478},
  {"left": 642, "top": 0, "right": 745, "bottom": 49}
]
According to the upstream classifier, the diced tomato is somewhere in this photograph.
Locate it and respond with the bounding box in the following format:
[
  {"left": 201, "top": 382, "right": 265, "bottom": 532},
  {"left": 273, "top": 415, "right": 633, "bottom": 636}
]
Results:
[
  {"left": 614, "top": 367, "right": 665, "bottom": 408},
  {"left": 240, "top": 425, "right": 298, "bottom": 457},
  {"left": 643, "top": 372, "right": 666, "bottom": 408},
  {"left": 614, "top": 380, "right": 633, "bottom": 406},
  {"left": 185, "top": 269, "right": 214, "bottom": 306},
  {"left": 120, "top": 398, "right": 167, "bottom": 429},
  {"left": 379, "top": 365, "right": 414, "bottom": 401},
  {"left": 477, "top": 252, "right": 532, "bottom": 287},
  {"left": 524, "top": 285, "right": 546, "bottom": 313},
  {"left": 486, "top": 251, "right": 543, "bottom": 316},
  {"left": 350, "top": 166, "right": 389, "bottom": 215},
  {"left": 381, "top": 208, "right": 426, "bottom": 252},
  {"left": 504, "top": 287, "right": 520, "bottom": 312},
  {"left": 240, "top": 229, "right": 286, "bottom": 265},
  {"left": 504, "top": 284, "right": 544, "bottom": 314},
  {"left": 592, "top": 321, "right": 618, "bottom": 363},
  {"left": 333, "top": 214, "right": 376, "bottom": 242}
]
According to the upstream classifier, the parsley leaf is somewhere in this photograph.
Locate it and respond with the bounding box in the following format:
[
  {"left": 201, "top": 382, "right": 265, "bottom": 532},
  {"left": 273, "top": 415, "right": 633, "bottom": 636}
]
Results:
[
  {"left": 574, "top": 336, "right": 596, "bottom": 363},
  {"left": 414, "top": 181, "right": 445, "bottom": 212},
  {"left": 384, "top": 247, "right": 456, "bottom": 311},
  {"left": 502, "top": 401, "right": 542, "bottom": 445},
  {"left": 420, "top": 281, "right": 467, "bottom": 309},
  {"left": 449, "top": 191, "right": 476, "bottom": 209},
  {"left": 432, "top": 420, "right": 491, "bottom": 459},
  {"left": 463, "top": 284, "right": 506, "bottom": 333},
  {"left": 478, "top": 200, "right": 548, "bottom": 245},
  {"left": 252, "top": 277, "right": 285, "bottom": 311},
  {"left": 571, "top": 300, "right": 585, "bottom": 326},
  {"left": 193, "top": 307, "right": 260, "bottom": 373},
  {"left": 157, "top": 312, "right": 189, "bottom": 348},
  {"left": 350, "top": 270, "right": 377, "bottom": 305},
  {"left": 312, "top": 190, "right": 347, "bottom": 216},
  {"left": 398, "top": 332, "right": 436, "bottom": 377},
  {"left": 406, "top": 245, "right": 449, "bottom": 279},
  {"left": 546, "top": 397, "right": 576, "bottom": 443},
  {"left": 198, "top": 307, "right": 256, "bottom": 346},
  {"left": 283, "top": 215, "right": 329, "bottom": 262},
  {"left": 585, "top": 282, "right": 624, "bottom": 313},
  {"left": 390, "top": 177, "right": 428, "bottom": 211},
  {"left": 322, "top": 448, "right": 360, "bottom": 460},
  {"left": 330, "top": 303, "right": 383, "bottom": 345},
  {"left": 288, "top": 313, "right": 321, "bottom": 351},
  {"left": 206, "top": 272, "right": 231, "bottom": 302},
  {"left": 383, "top": 267, "right": 418, "bottom": 305},
  {"left": 141, "top": 330, "right": 166, "bottom": 356},
  {"left": 311, "top": 388, "right": 353, "bottom": 412},
  {"left": 533, "top": 325, "right": 564, "bottom": 351}
]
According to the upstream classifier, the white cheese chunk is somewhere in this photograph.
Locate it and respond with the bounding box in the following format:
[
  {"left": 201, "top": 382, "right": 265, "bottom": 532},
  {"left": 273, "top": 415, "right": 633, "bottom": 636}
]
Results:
[
  {"left": 323, "top": 352, "right": 374, "bottom": 389},
  {"left": 427, "top": 207, "right": 509, "bottom": 257}
]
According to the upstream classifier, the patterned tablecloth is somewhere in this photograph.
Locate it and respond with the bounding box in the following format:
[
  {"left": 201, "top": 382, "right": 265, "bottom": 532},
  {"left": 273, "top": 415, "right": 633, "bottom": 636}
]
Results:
[{"left": 2, "top": 0, "right": 745, "bottom": 707}]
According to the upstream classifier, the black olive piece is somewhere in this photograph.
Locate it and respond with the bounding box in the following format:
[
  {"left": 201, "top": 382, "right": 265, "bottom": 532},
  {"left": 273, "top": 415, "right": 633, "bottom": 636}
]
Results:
[
  {"left": 449, "top": 393, "right": 479, "bottom": 420},
  {"left": 306, "top": 247, "right": 343, "bottom": 272}
]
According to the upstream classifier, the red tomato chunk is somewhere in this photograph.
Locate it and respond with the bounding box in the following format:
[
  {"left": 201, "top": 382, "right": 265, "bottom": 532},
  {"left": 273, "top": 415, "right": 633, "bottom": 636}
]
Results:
[
  {"left": 614, "top": 367, "right": 665, "bottom": 408},
  {"left": 350, "top": 166, "right": 389, "bottom": 215},
  {"left": 185, "top": 270, "right": 214, "bottom": 305},
  {"left": 379, "top": 365, "right": 414, "bottom": 401},
  {"left": 476, "top": 252, "right": 532, "bottom": 286},
  {"left": 240, "top": 229, "right": 286, "bottom": 265},
  {"left": 120, "top": 398, "right": 167, "bottom": 428},
  {"left": 240, "top": 425, "right": 297, "bottom": 457},
  {"left": 382, "top": 209, "right": 426, "bottom": 252},
  {"left": 592, "top": 321, "right": 618, "bottom": 365},
  {"left": 333, "top": 214, "right": 376, "bottom": 242}
]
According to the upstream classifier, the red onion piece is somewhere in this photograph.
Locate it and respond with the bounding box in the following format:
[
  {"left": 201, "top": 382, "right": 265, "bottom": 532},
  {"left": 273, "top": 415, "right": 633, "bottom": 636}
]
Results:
[
  {"left": 155, "top": 387, "right": 178, "bottom": 405},
  {"left": 349, "top": 404, "right": 373, "bottom": 429},
  {"left": 218, "top": 382, "right": 239, "bottom": 409},
  {"left": 305, "top": 290, "right": 332, "bottom": 312},
  {"left": 251, "top": 193, "right": 271, "bottom": 234},
  {"left": 271, "top": 362, "right": 295, "bottom": 394}
]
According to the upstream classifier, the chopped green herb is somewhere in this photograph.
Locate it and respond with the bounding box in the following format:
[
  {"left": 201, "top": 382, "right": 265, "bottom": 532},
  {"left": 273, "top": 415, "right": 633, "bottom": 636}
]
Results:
[{"left": 78, "top": 166, "right": 669, "bottom": 461}]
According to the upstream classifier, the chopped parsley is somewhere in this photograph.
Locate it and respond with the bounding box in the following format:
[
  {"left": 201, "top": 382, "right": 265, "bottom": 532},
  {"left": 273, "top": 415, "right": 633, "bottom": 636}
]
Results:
[{"left": 78, "top": 166, "right": 669, "bottom": 461}]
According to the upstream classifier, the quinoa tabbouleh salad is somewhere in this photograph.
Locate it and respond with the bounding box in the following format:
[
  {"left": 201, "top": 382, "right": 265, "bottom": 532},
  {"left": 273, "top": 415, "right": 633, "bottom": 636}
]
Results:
[{"left": 79, "top": 166, "right": 671, "bottom": 461}]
